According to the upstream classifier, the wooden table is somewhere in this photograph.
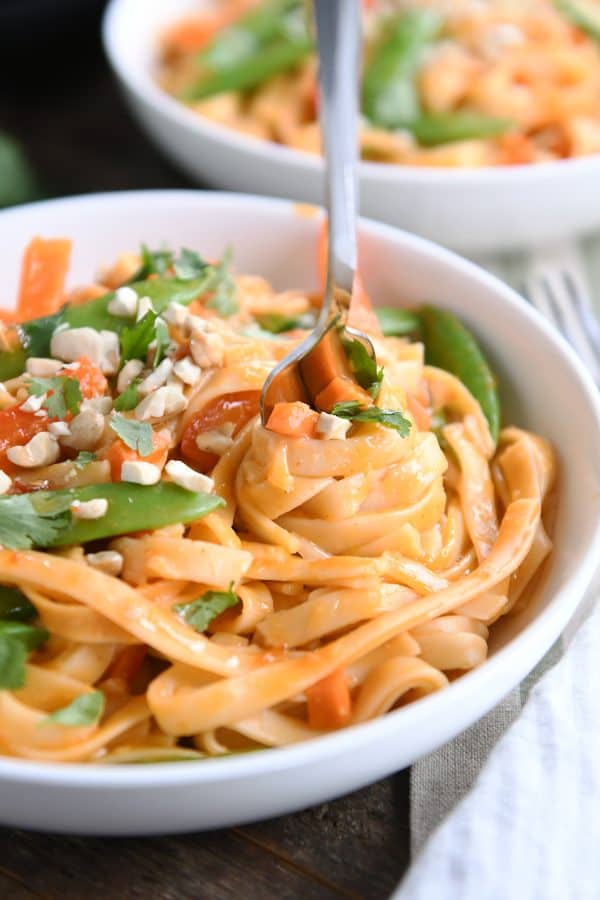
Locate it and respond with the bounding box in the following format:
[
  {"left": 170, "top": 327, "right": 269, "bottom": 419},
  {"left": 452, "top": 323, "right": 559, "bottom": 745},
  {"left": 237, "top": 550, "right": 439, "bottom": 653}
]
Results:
[{"left": 0, "top": 14, "right": 411, "bottom": 898}]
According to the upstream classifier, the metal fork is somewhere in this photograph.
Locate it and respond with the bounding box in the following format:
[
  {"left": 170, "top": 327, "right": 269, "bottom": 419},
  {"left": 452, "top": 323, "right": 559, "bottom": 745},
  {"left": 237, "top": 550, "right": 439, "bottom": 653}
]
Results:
[
  {"left": 260, "top": 0, "right": 374, "bottom": 424},
  {"left": 522, "top": 243, "right": 600, "bottom": 387}
]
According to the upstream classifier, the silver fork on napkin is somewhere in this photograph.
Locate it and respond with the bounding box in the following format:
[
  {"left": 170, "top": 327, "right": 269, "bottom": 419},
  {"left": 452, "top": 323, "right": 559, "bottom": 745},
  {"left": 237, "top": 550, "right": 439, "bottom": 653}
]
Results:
[{"left": 523, "top": 242, "right": 600, "bottom": 386}]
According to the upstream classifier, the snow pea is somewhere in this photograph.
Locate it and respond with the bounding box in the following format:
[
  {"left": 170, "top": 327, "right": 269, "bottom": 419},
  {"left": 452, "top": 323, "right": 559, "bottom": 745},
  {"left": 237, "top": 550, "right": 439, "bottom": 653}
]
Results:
[
  {"left": 362, "top": 9, "right": 442, "bottom": 130},
  {"left": 29, "top": 482, "right": 224, "bottom": 548},
  {"left": 182, "top": 0, "right": 312, "bottom": 101},
  {"left": 420, "top": 306, "right": 500, "bottom": 444},
  {"left": 375, "top": 307, "right": 421, "bottom": 337},
  {"left": 0, "top": 272, "right": 215, "bottom": 381},
  {"left": 410, "top": 111, "right": 512, "bottom": 147}
]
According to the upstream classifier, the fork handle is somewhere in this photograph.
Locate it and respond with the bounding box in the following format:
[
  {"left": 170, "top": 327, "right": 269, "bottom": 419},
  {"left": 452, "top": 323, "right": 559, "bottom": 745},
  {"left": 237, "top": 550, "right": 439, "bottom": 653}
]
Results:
[{"left": 314, "top": 0, "right": 361, "bottom": 298}]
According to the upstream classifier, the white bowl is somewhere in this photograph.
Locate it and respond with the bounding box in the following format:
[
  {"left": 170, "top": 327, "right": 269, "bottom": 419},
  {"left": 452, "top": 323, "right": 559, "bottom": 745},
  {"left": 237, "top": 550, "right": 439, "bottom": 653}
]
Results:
[
  {"left": 0, "top": 189, "right": 599, "bottom": 836},
  {"left": 103, "top": 0, "right": 600, "bottom": 255}
]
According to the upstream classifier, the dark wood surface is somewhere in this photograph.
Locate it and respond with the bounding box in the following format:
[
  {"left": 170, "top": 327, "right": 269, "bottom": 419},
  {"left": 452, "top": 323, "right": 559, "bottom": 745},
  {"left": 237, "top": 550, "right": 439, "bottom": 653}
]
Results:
[{"left": 0, "top": 10, "right": 411, "bottom": 899}]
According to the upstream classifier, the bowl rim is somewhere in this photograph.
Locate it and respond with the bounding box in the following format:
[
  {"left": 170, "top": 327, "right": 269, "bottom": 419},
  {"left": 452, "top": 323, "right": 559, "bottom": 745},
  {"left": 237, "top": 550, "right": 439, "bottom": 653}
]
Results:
[
  {"left": 1, "top": 188, "right": 600, "bottom": 789},
  {"left": 102, "top": 0, "right": 600, "bottom": 187}
]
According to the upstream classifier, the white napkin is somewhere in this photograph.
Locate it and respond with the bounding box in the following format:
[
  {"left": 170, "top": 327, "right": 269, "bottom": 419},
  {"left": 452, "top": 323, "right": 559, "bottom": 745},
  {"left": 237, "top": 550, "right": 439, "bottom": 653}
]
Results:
[{"left": 393, "top": 588, "right": 600, "bottom": 900}]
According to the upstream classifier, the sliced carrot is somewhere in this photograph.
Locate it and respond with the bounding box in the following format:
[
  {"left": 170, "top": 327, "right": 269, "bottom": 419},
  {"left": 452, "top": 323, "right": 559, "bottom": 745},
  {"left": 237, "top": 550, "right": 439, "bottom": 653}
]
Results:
[
  {"left": 406, "top": 394, "right": 432, "bottom": 431},
  {"left": 59, "top": 357, "right": 107, "bottom": 399},
  {"left": 314, "top": 375, "right": 372, "bottom": 413},
  {"left": 105, "top": 645, "right": 147, "bottom": 683},
  {"left": 16, "top": 237, "right": 72, "bottom": 322},
  {"left": 162, "top": 6, "right": 244, "bottom": 55},
  {"left": 300, "top": 328, "right": 353, "bottom": 402},
  {"left": 266, "top": 401, "right": 319, "bottom": 438},
  {"left": 180, "top": 391, "right": 260, "bottom": 471},
  {"left": 307, "top": 668, "right": 352, "bottom": 731},
  {"left": 316, "top": 221, "right": 382, "bottom": 337},
  {"left": 163, "top": 17, "right": 221, "bottom": 54},
  {"left": 0, "top": 408, "right": 48, "bottom": 474},
  {"left": 103, "top": 431, "right": 170, "bottom": 482}
]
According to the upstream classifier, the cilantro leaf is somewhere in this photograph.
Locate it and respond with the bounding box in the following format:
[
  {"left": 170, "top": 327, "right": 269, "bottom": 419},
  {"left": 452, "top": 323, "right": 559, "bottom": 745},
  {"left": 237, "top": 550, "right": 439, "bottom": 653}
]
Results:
[
  {"left": 74, "top": 451, "right": 97, "bottom": 468},
  {"left": 27, "top": 375, "right": 82, "bottom": 420},
  {"left": 330, "top": 401, "right": 412, "bottom": 437},
  {"left": 43, "top": 690, "right": 105, "bottom": 726},
  {"left": 129, "top": 244, "right": 174, "bottom": 282},
  {"left": 255, "top": 312, "right": 315, "bottom": 334},
  {"left": 0, "top": 620, "right": 49, "bottom": 690},
  {"left": 153, "top": 317, "right": 171, "bottom": 367},
  {"left": 173, "top": 248, "right": 209, "bottom": 281},
  {"left": 120, "top": 310, "right": 171, "bottom": 369},
  {"left": 120, "top": 311, "right": 159, "bottom": 364},
  {"left": 0, "top": 494, "right": 71, "bottom": 550},
  {"left": 340, "top": 335, "right": 384, "bottom": 399},
  {"left": 174, "top": 583, "right": 239, "bottom": 633},
  {"left": 114, "top": 379, "right": 141, "bottom": 412},
  {"left": 206, "top": 247, "right": 238, "bottom": 318},
  {"left": 109, "top": 413, "right": 154, "bottom": 457}
]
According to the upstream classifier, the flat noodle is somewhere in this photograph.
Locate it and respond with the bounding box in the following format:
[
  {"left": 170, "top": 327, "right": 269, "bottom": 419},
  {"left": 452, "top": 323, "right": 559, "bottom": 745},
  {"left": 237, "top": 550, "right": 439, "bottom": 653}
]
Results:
[{"left": 0, "top": 247, "right": 556, "bottom": 762}]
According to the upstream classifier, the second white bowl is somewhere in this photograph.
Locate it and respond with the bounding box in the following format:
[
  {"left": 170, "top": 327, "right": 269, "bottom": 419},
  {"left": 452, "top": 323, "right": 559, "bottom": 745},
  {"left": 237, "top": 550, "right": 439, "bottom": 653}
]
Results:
[{"left": 103, "top": 0, "right": 600, "bottom": 255}]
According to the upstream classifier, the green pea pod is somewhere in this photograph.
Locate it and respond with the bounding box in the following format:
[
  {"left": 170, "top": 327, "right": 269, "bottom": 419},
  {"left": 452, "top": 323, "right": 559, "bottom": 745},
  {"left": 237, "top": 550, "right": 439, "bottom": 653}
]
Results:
[
  {"left": 361, "top": 9, "right": 443, "bottom": 130},
  {"left": 410, "top": 112, "right": 512, "bottom": 147},
  {"left": 182, "top": 0, "right": 312, "bottom": 101},
  {"left": 556, "top": 0, "right": 600, "bottom": 41},
  {"left": 0, "top": 586, "right": 37, "bottom": 622},
  {"left": 375, "top": 306, "right": 421, "bottom": 337},
  {"left": 0, "top": 273, "right": 215, "bottom": 382},
  {"left": 420, "top": 306, "right": 500, "bottom": 444},
  {"left": 27, "top": 483, "right": 224, "bottom": 547}
]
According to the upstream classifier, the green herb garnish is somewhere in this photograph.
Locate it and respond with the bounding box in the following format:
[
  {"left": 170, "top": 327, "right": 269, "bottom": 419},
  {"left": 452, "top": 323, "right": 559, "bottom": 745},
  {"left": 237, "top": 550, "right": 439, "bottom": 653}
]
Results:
[
  {"left": 330, "top": 401, "right": 412, "bottom": 437},
  {"left": 340, "top": 335, "right": 384, "bottom": 399},
  {"left": 114, "top": 379, "right": 141, "bottom": 412},
  {"left": 109, "top": 414, "right": 154, "bottom": 457},
  {"left": 27, "top": 375, "right": 82, "bottom": 420},
  {"left": 174, "top": 583, "right": 239, "bottom": 633},
  {"left": 120, "top": 311, "right": 159, "bottom": 364},
  {"left": 206, "top": 247, "right": 238, "bottom": 317},
  {"left": 43, "top": 690, "right": 104, "bottom": 727},
  {"left": 130, "top": 244, "right": 174, "bottom": 282},
  {"left": 153, "top": 317, "right": 171, "bottom": 367},
  {"left": 74, "top": 451, "right": 97, "bottom": 469},
  {"left": 173, "top": 248, "right": 210, "bottom": 281},
  {"left": 0, "top": 494, "right": 72, "bottom": 550},
  {"left": 0, "top": 620, "right": 49, "bottom": 690}
]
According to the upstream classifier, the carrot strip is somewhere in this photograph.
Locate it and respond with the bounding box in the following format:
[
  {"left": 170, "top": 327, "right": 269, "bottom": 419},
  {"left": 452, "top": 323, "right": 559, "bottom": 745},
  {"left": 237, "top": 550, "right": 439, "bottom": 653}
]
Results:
[
  {"left": 181, "top": 391, "right": 261, "bottom": 471},
  {"left": 103, "top": 432, "right": 170, "bottom": 482},
  {"left": 266, "top": 402, "right": 319, "bottom": 437},
  {"left": 16, "top": 237, "right": 72, "bottom": 322},
  {"left": 307, "top": 668, "right": 352, "bottom": 730},
  {"left": 60, "top": 357, "right": 107, "bottom": 399},
  {"left": 314, "top": 375, "right": 372, "bottom": 413}
]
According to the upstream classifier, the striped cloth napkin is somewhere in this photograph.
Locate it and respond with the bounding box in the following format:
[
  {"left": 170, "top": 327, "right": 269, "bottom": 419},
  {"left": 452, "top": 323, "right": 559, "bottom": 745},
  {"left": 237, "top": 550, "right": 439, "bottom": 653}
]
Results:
[{"left": 393, "top": 234, "right": 600, "bottom": 899}]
